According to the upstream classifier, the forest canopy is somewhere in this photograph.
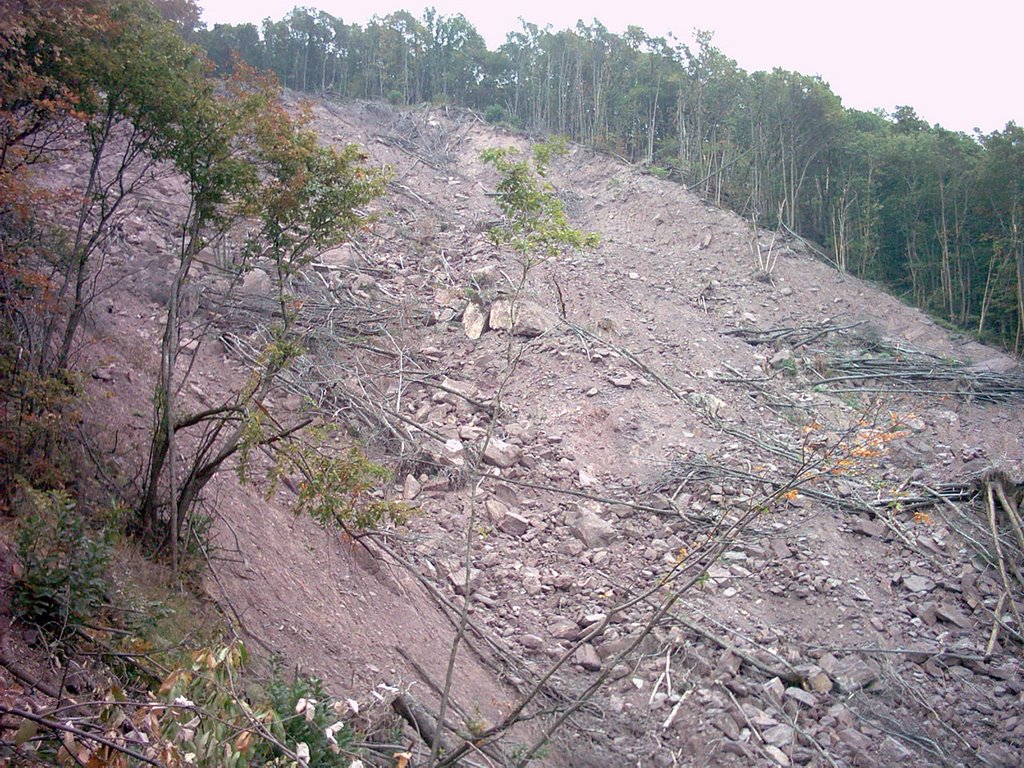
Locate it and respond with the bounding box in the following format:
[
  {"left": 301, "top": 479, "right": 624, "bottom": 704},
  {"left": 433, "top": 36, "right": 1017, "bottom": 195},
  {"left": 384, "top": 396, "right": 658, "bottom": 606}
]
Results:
[{"left": 196, "top": 5, "right": 1024, "bottom": 353}]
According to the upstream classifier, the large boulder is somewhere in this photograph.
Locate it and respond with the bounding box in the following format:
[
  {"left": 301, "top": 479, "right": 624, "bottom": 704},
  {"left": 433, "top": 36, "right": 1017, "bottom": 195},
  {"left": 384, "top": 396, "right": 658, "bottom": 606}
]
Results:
[
  {"left": 563, "top": 501, "right": 616, "bottom": 549},
  {"left": 489, "top": 299, "right": 557, "bottom": 337},
  {"left": 482, "top": 437, "right": 522, "bottom": 468}
]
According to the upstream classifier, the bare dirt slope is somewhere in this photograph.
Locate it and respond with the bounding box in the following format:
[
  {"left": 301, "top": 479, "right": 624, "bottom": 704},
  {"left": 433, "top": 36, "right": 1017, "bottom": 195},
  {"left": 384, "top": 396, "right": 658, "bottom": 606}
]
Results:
[{"left": 72, "top": 99, "right": 1024, "bottom": 766}]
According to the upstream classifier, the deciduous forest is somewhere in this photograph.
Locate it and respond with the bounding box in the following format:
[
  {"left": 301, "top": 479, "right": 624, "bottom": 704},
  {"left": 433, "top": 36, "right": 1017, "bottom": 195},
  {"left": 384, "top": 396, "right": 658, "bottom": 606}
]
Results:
[{"left": 200, "top": 6, "right": 1024, "bottom": 353}]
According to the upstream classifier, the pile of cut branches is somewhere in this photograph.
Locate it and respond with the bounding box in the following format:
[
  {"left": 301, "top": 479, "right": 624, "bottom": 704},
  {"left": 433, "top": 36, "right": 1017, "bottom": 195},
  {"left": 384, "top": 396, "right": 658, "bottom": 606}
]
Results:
[{"left": 815, "top": 349, "right": 1024, "bottom": 402}]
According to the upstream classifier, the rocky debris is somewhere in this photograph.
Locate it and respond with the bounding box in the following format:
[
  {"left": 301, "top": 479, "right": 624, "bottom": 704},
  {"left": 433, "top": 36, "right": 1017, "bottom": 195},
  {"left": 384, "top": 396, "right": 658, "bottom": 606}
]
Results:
[{"left": 90, "top": 102, "right": 1024, "bottom": 768}]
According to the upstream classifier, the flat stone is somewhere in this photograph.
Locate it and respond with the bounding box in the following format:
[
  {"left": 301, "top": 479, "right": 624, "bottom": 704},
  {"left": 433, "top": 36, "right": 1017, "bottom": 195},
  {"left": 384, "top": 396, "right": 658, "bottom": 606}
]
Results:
[
  {"left": 520, "top": 634, "right": 544, "bottom": 650},
  {"left": 902, "top": 574, "right": 936, "bottom": 593},
  {"left": 498, "top": 512, "right": 530, "bottom": 537},
  {"left": 762, "top": 723, "right": 795, "bottom": 747},
  {"left": 763, "top": 745, "right": 791, "bottom": 766},
  {"left": 832, "top": 656, "right": 880, "bottom": 693},
  {"left": 785, "top": 686, "right": 816, "bottom": 708}
]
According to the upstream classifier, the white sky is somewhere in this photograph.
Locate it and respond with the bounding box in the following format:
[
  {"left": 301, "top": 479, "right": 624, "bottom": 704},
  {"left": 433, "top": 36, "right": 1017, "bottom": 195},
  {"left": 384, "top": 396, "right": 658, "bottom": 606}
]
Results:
[{"left": 199, "top": 0, "right": 1023, "bottom": 135}]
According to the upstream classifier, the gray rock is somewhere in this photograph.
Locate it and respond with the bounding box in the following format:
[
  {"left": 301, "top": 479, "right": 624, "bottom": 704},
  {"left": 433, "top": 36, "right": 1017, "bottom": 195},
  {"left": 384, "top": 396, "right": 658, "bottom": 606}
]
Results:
[
  {"left": 241, "top": 268, "right": 272, "bottom": 295},
  {"left": 762, "top": 723, "right": 795, "bottom": 747},
  {"left": 763, "top": 745, "right": 791, "bottom": 766},
  {"left": 563, "top": 501, "right": 616, "bottom": 549},
  {"left": 902, "top": 574, "right": 936, "bottom": 593},
  {"left": 482, "top": 438, "right": 522, "bottom": 468},
  {"left": 402, "top": 474, "right": 421, "bottom": 500},
  {"left": 489, "top": 298, "right": 557, "bottom": 337},
  {"left": 462, "top": 300, "right": 488, "bottom": 339},
  {"left": 498, "top": 512, "right": 530, "bottom": 537},
  {"left": 573, "top": 644, "right": 602, "bottom": 671},
  {"left": 832, "top": 656, "right": 880, "bottom": 693},
  {"left": 784, "top": 686, "right": 816, "bottom": 708},
  {"left": 448, "top": 568, "right": 483, "bottom": 595}
]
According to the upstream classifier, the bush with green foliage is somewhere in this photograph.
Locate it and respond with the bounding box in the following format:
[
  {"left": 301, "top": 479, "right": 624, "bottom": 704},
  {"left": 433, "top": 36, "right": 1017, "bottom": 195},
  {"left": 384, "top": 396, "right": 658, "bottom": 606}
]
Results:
[
  {"left": 157, "top": 642, "right": 354, "bottom": 767},
  {"left": 484, "top": 104, "right": 505, "bottom": 124},
  {"left": 12, "top": 487, "right": 111, "bottom": 635}
]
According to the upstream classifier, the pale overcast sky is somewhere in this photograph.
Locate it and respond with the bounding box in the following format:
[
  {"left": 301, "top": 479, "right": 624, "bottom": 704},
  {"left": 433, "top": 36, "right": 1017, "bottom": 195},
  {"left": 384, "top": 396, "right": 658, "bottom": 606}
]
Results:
[{"left": 199, "top": 0, "right": 1022, "bottom": 135}]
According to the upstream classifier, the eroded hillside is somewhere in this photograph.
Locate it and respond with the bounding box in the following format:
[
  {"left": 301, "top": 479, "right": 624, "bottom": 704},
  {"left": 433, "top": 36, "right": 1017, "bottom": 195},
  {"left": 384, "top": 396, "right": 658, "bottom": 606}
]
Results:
[{"left": 49, "top": 99, "right": 1024, "bottom": 766}]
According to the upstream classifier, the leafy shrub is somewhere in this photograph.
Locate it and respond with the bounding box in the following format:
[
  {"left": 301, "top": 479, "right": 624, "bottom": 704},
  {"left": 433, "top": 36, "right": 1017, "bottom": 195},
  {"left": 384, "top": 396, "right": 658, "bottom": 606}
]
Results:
[
  {"left": 259, "top": 672, "right": 352, "bottom": 766},
  {"left": 484, "top": 104, "right": 505, "bottom": 124},
  {"left": 240, "top": 416, "right": 409, "bottom": 532},
  {"left": 157, "top": 643, "right": 353, "bottom": 767},
  {"left": 0, "top": 367, "right": 82, "bottom": 510},
  {"left": 12, "top": 487, "right": 111, "bottom": 635}
]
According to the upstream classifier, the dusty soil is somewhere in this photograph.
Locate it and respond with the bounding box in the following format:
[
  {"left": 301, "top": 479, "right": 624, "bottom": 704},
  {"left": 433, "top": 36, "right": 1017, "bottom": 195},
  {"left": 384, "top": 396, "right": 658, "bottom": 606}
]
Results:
[{"left": 10, "top": 98, "right": 1024, "bottom": 767}]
